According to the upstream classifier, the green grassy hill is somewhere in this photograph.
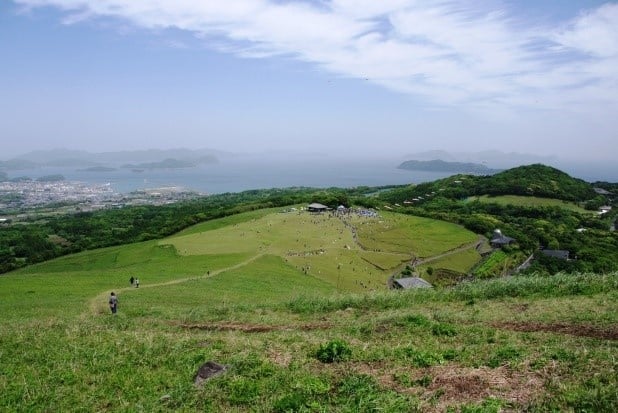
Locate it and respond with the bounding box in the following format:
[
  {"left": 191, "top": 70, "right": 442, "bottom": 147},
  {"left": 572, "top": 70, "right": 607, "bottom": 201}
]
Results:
[
  {"left": 381, "top": 163, "right": 598, "bottom": 204},
  {"left": 477, "top": 164, "right": 597, "bottom": 201},
  {"left": 1, "top": 208, "right": 616, "bottom": 411}
]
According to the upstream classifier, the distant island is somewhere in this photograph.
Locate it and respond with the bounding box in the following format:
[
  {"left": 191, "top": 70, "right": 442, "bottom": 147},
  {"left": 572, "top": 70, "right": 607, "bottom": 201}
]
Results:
[
  {"left": 1, "top": 148, "right": 221, "bottom": 170},
  {"left": 397, "top": 159, "right": 501, "bottom": 174},
  {"left": 121, "top": 158, "right": 196, "bottom": 169},
  {"left": 77, "top": 166, "right": 116, "bottom": 172}
]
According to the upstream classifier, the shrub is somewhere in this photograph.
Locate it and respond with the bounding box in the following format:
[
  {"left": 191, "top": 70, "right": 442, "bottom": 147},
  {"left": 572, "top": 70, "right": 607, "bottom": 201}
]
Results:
[{"left": 315, "top": 339, "right": 352, "bottom": 363}]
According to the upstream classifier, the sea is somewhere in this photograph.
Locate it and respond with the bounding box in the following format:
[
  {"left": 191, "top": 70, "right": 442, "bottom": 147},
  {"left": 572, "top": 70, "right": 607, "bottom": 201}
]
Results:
[{"left": 6, "top": 158, "right": 618, "bottom": 195}]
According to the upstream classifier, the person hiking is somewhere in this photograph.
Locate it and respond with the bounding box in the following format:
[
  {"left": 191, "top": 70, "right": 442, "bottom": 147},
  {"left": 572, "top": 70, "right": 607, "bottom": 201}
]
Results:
[
  {"left": 109, "top": 292, "right": 118, "bottom": 314},
  {"left": 135, "top": 278, "right": 139, "bottom": 288},
  {"left": 130, "top": 276, "right": 134, "bottom": 286}
]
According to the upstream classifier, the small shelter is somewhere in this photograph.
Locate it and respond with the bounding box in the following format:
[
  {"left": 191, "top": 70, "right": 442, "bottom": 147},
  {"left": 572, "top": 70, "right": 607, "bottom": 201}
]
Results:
[
  {"left": 490, "top": 229, "right": 516, "bottom": 248},
  {"left": 393, "top": 277, "right": 433, "bottom": 289},
  {"left": 307, "top": 203, "right": 329, "bottom": 213}
]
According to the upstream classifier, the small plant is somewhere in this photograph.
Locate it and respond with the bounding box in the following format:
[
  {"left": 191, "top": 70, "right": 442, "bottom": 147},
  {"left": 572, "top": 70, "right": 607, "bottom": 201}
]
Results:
[
  {"left": 272, "top": 393, "right": 307, "bottom": 412},
  {"left": 398, "top": 347, "right": 444, "bottom": 367},
  {"left": 393, "top": 372, "right": 414, "bottom": 387},
  {"left": 415, "top": 375, "right": 432, "bottom": 387},
  {"left": 432, "top": 322, "right": 458, "bottom": 337},
  {"left": 442, "top": 349, "right": 458, "bottom": 361},
  {"left": 397, "top": 314, "right": 431, "bottom": 327},
  {"left": 315, "top": 339, "right": 352, "bottom": 363},
  {"left": 460, "top": 397, "right": 503, "bottom": 413}
]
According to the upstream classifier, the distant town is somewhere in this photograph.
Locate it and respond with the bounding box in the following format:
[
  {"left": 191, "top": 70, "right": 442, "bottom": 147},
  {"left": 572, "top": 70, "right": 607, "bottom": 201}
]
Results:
[{"left": 0, "top": 178, "right": 204, "bottom": 217}]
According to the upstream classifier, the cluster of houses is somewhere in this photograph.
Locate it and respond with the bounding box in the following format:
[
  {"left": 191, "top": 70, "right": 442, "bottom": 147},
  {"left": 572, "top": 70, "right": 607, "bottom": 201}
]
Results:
[
  {"left": 392, "top": 226, "right": 583, "bottom": 290},
  {"left": 489, "top": 228, "right": 572, "bottom": 260}
]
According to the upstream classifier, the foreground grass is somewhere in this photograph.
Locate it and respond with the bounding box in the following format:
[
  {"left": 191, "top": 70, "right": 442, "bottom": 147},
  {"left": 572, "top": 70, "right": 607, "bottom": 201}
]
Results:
[
  {"left": 1, "top": 272, "right": 616, "bottom": 412},
  {"left": 1, "top": 210, "right": 615, "bottom": 411}
]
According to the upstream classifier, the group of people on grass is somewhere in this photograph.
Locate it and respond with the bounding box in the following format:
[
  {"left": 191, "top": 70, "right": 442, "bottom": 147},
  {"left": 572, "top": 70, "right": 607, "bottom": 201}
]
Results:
[{"left": 108, "top": 276, "right": 141, "bottom": 314}]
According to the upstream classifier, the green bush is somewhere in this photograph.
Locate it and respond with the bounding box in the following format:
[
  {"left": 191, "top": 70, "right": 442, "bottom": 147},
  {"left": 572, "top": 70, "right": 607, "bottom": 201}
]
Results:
[{"left": 315, "top": 339, "right": 352, "bottom": 363}]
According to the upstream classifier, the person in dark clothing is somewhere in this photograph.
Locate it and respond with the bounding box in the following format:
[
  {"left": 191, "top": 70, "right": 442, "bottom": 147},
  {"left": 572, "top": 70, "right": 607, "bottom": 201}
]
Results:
[
  {"left": 109, "top": 292, "right": 118, "bottom": 314},
  {"left": 130, "top": 276, "right": 134, "bottom": 286}
]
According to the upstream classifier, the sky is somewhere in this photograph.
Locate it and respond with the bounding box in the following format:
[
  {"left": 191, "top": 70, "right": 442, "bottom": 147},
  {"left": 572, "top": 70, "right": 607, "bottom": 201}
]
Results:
[{"left": 1, "top": 0, "right": 617, "bottom": 161}]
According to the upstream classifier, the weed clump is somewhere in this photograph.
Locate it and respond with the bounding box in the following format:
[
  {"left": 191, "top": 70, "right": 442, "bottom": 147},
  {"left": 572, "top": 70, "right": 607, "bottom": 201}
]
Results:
[{"left": 315, "top": 339, "right": 352, "bottom": 363}]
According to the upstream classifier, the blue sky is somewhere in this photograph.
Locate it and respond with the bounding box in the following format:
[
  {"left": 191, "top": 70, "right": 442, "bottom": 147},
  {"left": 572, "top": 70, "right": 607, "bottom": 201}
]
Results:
[{"left": 1, "top": 0, "right": 617, "bottom": 160}]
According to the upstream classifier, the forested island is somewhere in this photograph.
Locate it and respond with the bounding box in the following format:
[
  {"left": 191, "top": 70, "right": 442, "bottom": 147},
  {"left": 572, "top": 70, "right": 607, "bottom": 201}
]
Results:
[
  {"left": 78, "top": 166, "right": 116, "bottom": 172},
  {"left": 121, "top": 158, "right": 197, "bottom": 169},
  {"left": 397, "top": 159, "right": 501, "bottom": 174}
]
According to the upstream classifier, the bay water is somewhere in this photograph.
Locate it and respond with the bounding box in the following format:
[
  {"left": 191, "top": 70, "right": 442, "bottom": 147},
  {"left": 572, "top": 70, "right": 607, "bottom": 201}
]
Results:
[{"left": 6, "top": 158, "right": 617, "bottom": 195}]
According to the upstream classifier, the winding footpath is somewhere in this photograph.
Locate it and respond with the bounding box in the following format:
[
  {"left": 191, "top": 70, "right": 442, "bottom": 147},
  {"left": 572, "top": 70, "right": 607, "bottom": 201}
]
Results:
[
  {"left": 86, "top": 253, "right": 265, "bottom": 316},
  {"left": 410, "top": 236, "right": 485, "bottom": 267}
]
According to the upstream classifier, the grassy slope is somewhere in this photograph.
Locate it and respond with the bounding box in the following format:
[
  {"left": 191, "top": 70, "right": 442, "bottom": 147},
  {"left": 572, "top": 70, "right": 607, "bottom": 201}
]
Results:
[
  {"left": 2, "top": 209, "right": 615, "bottom": 411},
  {"left": 353, "top": 212, "right": 477, "bottom": 258},
  {"left": 1, "top": 272, "right": 616, "bottom": 412},
  {"left": 468, "top": 195, "right": 589, "bottom": 213},
  {"left": 162, "top": 210, "right": 478, "bottom": 292}
]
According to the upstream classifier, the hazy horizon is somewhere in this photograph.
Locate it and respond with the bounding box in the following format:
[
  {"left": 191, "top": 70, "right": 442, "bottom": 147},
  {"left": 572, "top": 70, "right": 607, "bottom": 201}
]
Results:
[
  {"left": 2, "top": 1, "right": 617, "bottom": 161},
  {"left": 3, "top": 146, "right": 618, "bottom": 184},
  {"left": 0, "top": 145, "right": 567, "bottom": 164}
]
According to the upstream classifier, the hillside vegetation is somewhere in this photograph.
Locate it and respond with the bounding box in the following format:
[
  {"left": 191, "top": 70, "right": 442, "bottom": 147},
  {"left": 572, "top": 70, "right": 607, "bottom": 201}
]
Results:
[
  {"left": 2, "top": 164, "right": 615, "bottom": 277},
  {"left": 1, "top": 163, "right": 617, "bottom": 411},
  {"left": 378, "top": 164, "right": 617, "bottom": 275},
  {"left": 1, "top": 247, "right": 616, "bottom": 411},
  {"left": 467, "top": 195, "right": 589, "bottom": 214},
  {"left": 382, "top": 164, "right": 597, "bottom": 203}
]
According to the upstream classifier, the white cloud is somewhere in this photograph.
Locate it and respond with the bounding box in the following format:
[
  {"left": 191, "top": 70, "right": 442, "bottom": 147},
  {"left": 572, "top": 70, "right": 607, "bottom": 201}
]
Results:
[
  {"left": 554, "top": 3, "right": 618, "bottom": 58},
  {"left": 13, "top": 0, "right": 618, "bottom": 113}
]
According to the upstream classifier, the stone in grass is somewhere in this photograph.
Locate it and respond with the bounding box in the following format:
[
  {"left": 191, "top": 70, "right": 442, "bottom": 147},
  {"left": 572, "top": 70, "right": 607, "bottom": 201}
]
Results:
[{"left": 194, "top": 361, "right": 228, "bottom": 386}]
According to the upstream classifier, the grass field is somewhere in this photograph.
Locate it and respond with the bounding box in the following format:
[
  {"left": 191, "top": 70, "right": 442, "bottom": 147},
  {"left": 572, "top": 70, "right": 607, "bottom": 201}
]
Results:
[
  {"left": 417, "top": 249, "right": 482, "bottom": 276},
  {"left": 1, "top": 269, "right": 616, "bottom": 411},
  {"left": 352, "top": 212, "right": 477, "bottom": 258},
  {"left": 467, "top": 195, "right": 589, "bottom": 213},
  {"left": 1, "top": 208, "right": 615, "bottom": 411},
  {"left": 160, "top": 209, "right": 478, "bottom": 292},
  {"left": 2, "top": 208, "right": 479, "bottom": 321}
]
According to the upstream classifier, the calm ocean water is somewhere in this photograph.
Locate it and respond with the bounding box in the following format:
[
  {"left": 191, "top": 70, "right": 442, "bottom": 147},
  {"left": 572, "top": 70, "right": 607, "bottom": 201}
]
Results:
[{"left": 8, "top": 158, "right": 618, "bottom": 195}]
